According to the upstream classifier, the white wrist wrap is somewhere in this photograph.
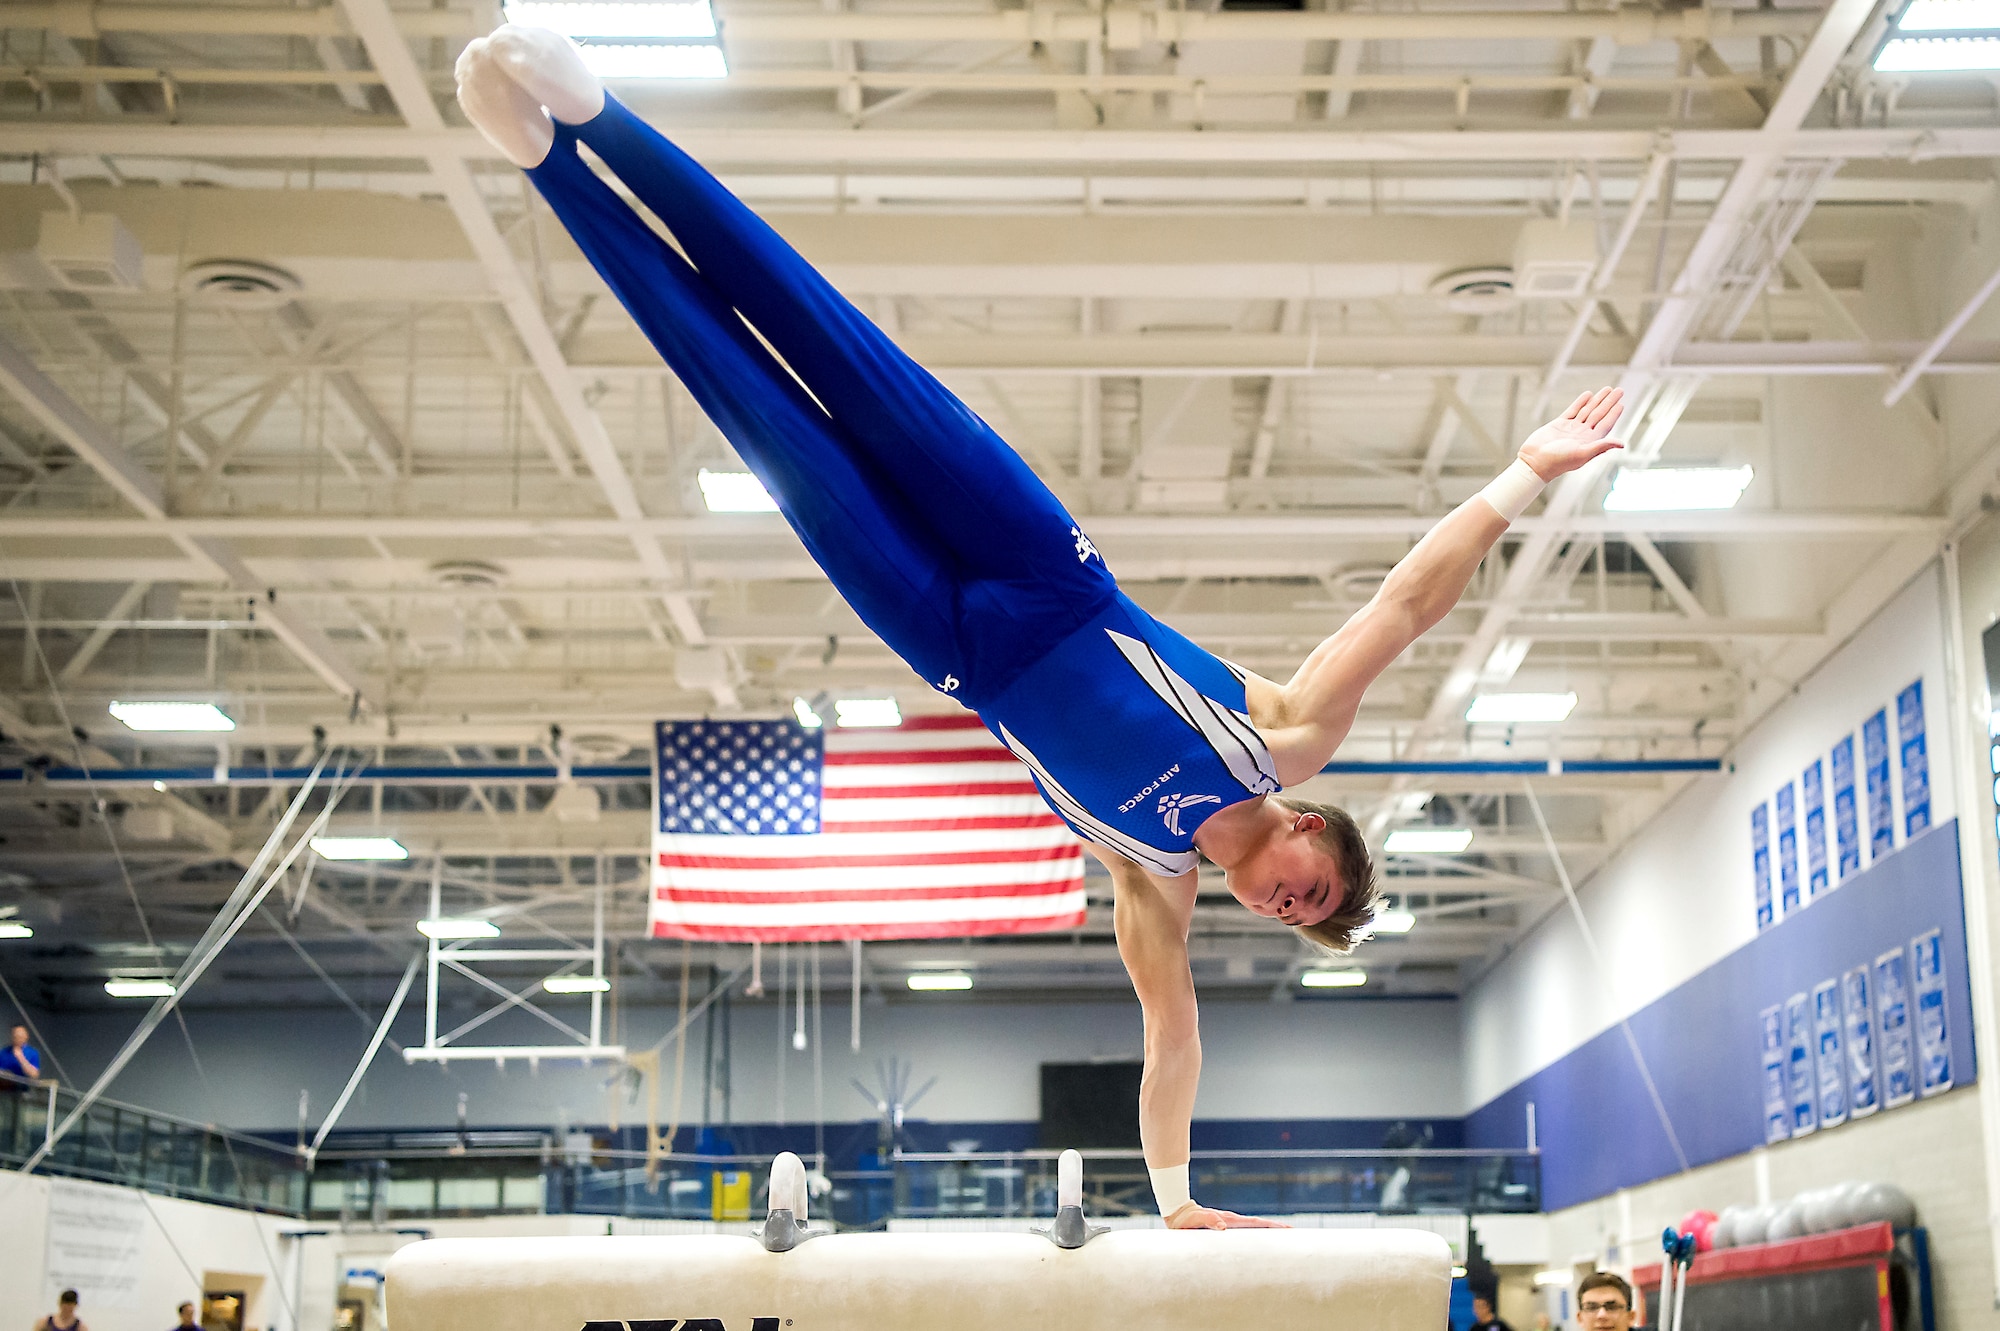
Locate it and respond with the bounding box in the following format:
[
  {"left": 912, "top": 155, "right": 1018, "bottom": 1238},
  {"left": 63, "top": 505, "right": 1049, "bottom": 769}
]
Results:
[
  {"left": 1480, "top": 458, "right": 1546, "bottom": 524},
  {"left": 1150, "top": 1162, "right": 1192, "bottom": 1217}
]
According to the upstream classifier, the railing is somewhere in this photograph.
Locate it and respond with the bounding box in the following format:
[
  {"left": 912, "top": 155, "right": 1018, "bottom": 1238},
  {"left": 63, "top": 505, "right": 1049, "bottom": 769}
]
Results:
[
  {"left": 307, "top": 1141, "right": 1539, "bottom": 1226},
  {"left": 0, "top": 1069, "right": 307, "bottom": 1215}
]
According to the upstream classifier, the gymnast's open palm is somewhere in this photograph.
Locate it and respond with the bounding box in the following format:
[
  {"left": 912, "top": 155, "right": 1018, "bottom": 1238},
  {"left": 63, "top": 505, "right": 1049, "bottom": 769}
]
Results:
[
  {"left": 1166, "top": 1204, "right": 1291, "bottom": 1230},
  {"left": 1517, "top": 386, "right": 1626, "bottom": 481}
]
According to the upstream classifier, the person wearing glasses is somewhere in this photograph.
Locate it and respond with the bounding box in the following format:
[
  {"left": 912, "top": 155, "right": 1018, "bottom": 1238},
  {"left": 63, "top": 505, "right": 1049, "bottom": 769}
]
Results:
[{"left": 1575, "top": 1272, "right": 1634, "bottom": 1330}]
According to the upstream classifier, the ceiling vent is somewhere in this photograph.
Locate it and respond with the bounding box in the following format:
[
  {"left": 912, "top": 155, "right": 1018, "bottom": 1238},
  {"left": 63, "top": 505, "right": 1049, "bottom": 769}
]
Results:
[
  {"left": 430, "top": 560, "right": 508, "bottom": 589},
  {"left": 1428, "top": 266, "right": 1515, "bottom": 315},
  {"left": 178, "top": 259, "right": 302, "bottom": 307},
  {"left": 1512, "top": 219, "right": 1600, "bottom": 299},
  {"left": 38, "top": 212, "right": 144, "bottom": 292}
]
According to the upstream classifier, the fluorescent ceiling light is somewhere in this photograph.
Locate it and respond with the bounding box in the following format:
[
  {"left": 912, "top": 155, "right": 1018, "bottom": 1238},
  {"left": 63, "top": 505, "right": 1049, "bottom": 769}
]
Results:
[
  {"left": 835, "top": 697, "right": 901, "bottom": 728},
  {"left": 698, "top": 468, "right": 777, "bottom": 512},
  {"left": 0, "top": 923, "right": 32, "bottom": 939},
  {"left": 105, "top": 979, "right": 176, "bottom": 998},
  {"left": 1371, "top": 908, "right": 1417, "bottom": 934},
  {"left": 792, "top": 696, "right": 824, "bottom": 729},
  {"left": 417, "top": 918, "right": 501, "bottom": 940},
  {"left": 1466, "top": 691, "right": 1578, "bottom": 724},
  {"left": 543, "top": 976, "right": 612, "bottom": 994},
  {"left": 501, "top": 0, "right": 717, "bottom": 38},
  {"left": 1534, "top": 1270, "right": 1575, "bottom": 1288},
  {"left": 1896, "top": 0, "right": 2000, "bottom": 30},
  {"left": 310, "top": 836, "right": 408, "bottom": 861},
  {"left": 1602, "top": 464, "right": 1753, "bottom": 512},
  {"left": 108, "top": 700, "right": 235, "bottom": 732},
  {"left": 580, "top": 42, "right": 729, "bottom": 79},
  {"left": 1384, "top": 829, "right": 1473, "bottom": 854},
  {"left": 1875, "top": 35, "right": 2000, "bottom": 67},
  {"left": 907, "top": 972, "right": 972, "bottom": 991},
  {"left": 1300, "top": 969, "right": 1367, "bottom": 988}
]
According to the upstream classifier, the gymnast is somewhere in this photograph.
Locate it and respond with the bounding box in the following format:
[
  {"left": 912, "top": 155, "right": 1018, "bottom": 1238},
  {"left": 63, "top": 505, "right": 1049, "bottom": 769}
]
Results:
[{"left": 455, "top": 28, "right": 1624, "bottom": 1231}]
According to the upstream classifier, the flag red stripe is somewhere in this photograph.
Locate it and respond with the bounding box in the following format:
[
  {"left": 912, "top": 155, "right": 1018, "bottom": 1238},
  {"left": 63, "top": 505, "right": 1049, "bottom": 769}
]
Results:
[
  {"left": 658, "top": 844, "right": 1077, "bottom": 870},
  {"left": 818, "top": 815, "right": 1064, "bottom": 834},
  {"left": 849, "top": 715, "right": 988, "bottom": 732},
  {"left": 825, "top": 748, "right": 1009, "bottom": 766},
  {"left": 657, "top": 880, "right": 1079, "bottom": 904},
  {"left": 649, "top": 911, "right": 1087, "bottom": 943},
  {"left": 823, "top": 781, "right": 1040, "bottom": 800}
]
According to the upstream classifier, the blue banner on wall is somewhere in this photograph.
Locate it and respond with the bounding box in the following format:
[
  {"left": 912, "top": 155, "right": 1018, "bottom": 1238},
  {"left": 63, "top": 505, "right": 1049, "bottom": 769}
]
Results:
[
  {"left": 1784, "top": 992, "right": 1816, "bottom": 1136},
  {"left": 1831, "top": 734, "right": 1862, "bottom": 880},
  {"left": 1875, "top": 945, "right": 1917, "bottom": 1109},
  {"left": 1752, "top": 803, "right": 1774, "bottom": 930},
  {"left": 1842, "top": 964, "right": 1879, "bottom": 1119},
  {"left": 1802, "top": 759, "right": 1830, "bottom": 900},
  {"left": 1776, "top": 783, "right": 1801, "bottom": 916},
  {"left": 1914, "top": 928, "right": 1953, "bottom": 1097},
  {"left": 1863, "top": 709, "right": 1895, "bottom": 861},
  {"left": 1468, "top": 822, "right": 1975, "bottom": 1211},
  {"left": 1898, "top": 681, "right": 1931, "bottom": 839},
  {"left": 1759, "top": 1005, "right": 1790, "bottom": 1145},
  {"left": 1812, "top": 980, "right": 1846, "bottom": 1127}
]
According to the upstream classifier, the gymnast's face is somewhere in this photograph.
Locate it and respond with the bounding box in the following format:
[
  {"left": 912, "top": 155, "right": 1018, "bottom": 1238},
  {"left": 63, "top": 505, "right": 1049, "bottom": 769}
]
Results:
[{"left": 1224, "top": 809, "right": 1340, "bottom": 927}]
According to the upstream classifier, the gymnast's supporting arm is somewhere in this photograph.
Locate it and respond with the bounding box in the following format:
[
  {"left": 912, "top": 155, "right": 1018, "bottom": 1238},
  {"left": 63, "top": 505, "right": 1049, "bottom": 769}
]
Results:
[
  {"left": 1252, "top": 387, "right": 1628, "bottom": 785},
  {"left": 1101, "top": 848, "right": 1284, "bottom": 1230}
]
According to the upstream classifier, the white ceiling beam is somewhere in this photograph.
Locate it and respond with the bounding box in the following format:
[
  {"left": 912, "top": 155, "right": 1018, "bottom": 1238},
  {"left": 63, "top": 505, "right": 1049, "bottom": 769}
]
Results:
[
  {"left": 0, "top": 331, "right": 380, "bottom": 708},
  {"left": 54, "top": 580, "right": 150, "bottom": 685}
]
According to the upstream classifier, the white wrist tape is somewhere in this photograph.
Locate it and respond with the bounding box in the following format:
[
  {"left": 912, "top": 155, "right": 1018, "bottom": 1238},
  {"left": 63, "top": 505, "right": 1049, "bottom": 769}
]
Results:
[
  {"left": 1150, "top": 1162, "right": 1193, "bottom": 1217},
  {"left": 1480, "top": 458, "right": 1546, "bottom": 524}
]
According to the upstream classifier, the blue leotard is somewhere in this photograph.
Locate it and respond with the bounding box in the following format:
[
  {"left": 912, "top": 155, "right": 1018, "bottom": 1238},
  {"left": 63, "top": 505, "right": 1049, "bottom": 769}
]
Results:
[{"left": 527, "top": 98, "right": 1279, "bottom": 871}]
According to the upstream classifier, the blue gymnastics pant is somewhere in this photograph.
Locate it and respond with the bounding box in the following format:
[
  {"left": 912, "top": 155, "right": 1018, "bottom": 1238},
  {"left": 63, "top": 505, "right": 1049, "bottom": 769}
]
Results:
[{"left": 526, "top": 99, "right": 1117, "bottom": 705}]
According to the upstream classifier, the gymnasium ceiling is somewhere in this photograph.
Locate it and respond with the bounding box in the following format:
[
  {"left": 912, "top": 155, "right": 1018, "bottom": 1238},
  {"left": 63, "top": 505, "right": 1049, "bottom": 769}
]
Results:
[{"left": 1, "top": 0, "right": 1998, "bottom": 1017}]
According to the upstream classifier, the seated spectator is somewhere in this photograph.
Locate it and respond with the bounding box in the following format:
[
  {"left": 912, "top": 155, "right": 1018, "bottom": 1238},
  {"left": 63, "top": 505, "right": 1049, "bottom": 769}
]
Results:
[
  {"left": 4, "top": 1024, "right": 40, "bottom": 1083},
  {"left": 35, "top": 1289, "right": 88, "bottom": 1331},
  {"left": 1575, "top": 1272, "right": 1633, "bottom": 1330},
  {"left": 1472, "top": 1292, "right": 1515, "bottom": 1331}
]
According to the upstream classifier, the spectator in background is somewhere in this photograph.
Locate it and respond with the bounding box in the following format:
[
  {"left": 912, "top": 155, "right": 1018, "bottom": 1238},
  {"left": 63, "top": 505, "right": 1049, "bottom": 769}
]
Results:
[
  {"left": 34, "top": 1289, "right": 88, "bottom": 1331},
  {"left": 170, "top": 1303, "right": 198, "bottom": 1331},
  {"left": 1575, "top": 1273, "right": 1633, "bottom": 1331},
  {"left": 4, "top": 1024, "right": 40, "bottom": 1083},
  {"left": 1471, "top": 1293, "right": 1514, "bottom": 1331}
]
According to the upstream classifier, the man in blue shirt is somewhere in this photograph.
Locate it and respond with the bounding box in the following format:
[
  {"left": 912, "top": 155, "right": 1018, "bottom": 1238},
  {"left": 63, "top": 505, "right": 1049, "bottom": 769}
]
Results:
[{"left": 4, "top": 1023, "right": 41, "bottom": 1081}]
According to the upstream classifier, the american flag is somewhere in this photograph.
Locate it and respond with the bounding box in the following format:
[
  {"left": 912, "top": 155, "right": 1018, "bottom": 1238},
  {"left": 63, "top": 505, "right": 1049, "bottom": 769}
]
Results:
[{"left": 649, "top": 716, "right": 1087, "bottom": 941}]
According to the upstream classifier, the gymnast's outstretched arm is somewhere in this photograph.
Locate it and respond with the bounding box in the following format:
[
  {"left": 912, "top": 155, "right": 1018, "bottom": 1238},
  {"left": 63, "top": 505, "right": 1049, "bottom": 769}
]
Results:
[
  {"left": 1097, "top": 847, "right": 1284, "bottom": 1229},
  {"left": 1251, "top": 387, "right": 1628, "bottom": 785}
]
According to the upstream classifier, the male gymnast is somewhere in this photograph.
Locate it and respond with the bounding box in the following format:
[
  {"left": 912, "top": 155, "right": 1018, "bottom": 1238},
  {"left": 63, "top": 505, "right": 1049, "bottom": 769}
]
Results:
[{"left": 455, "top": 30, "right": 1624, "bottom": 1229}]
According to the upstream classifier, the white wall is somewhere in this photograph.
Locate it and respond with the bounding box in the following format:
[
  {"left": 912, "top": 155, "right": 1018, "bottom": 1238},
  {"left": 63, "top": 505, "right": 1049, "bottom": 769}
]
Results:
[
  {"left": 0, "top": 1174, "right": 291, "bottom": 1331},
  {"left": 42, "top": 995, "right": 1463, "bottom": 1134},
  {"left": 1464, "top": 569, "right": 1957, "bottom": 1106}
]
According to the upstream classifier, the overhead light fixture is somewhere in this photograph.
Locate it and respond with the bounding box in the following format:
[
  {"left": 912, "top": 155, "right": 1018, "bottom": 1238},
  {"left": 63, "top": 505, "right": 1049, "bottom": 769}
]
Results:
[
  {"left": 1300, "top": 969, "right": 1367, "bottom": 988},
  {"left": 0, "top": 923, "right": 32, "bottom": 939},
  {"left": 835, "top": 697, "right": 902, "bottom": 728},
  {"left": 543, "top": 976, "right": 612, "bottom": 994},
  {"left": 151, "top": 779, "right": 169, "bottom": 793},
  {"left": 1602, "top": 464, "right": 1753, "bottom": 512},
  {"left": 1534, "top": 1269, "right": 1575, "bottom": 1288},
  {"left": 907, "top": 972, "right": 972, "bottom": 991},
  {"left": 792, "top": 696, "right": 824, "bottom": 729},
  {"left": 501, "top": 1, "right": 717, "bottom": 38},
  {"left": 1874, "top": 35, "right": 2000, "bottom": 68},
  {"left": 417, "top": 918, "right": 501, "bottom": 940},
  {"left": 105, "top": 979, "right": 176, "bottom": 998},
  {"left": 698, "top": 468, "right": 778, "bottom": 512},
  {"left": 108, "top": 700, "right": 235, "bottom": 732},
  {"left": 1452, "top": 1265, "right": 1469, "bottom": 1279},
  {"left": 1384, "top": 829, "right": 1473, "bottom": 854},
  {"left": 1371, "top": 907, "right": 1417, "bottom": 934},
  {"left": 577, "top": 42, "right": 728, "bottom": 78},
  {"left": 1466, "top": 691, "right": 1578, "bottom": 724},
  {"left": 310, "top": 836, "right": 409, "bottom": 861}
]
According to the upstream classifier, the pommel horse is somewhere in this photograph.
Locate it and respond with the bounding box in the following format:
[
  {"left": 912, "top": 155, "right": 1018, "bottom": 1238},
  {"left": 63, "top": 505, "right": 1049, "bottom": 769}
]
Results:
[{"left": 388, "top": 1151, "right": 1451, "bottom": 1331}]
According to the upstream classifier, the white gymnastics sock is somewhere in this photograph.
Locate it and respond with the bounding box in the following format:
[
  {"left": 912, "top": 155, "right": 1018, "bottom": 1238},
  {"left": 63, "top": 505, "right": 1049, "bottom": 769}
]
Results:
[
  {"left": 489, "top": 23, "right": 606, "bottom": 126},
  {"left": 455, "top": 38, "right": 554, "bottom": 169}
]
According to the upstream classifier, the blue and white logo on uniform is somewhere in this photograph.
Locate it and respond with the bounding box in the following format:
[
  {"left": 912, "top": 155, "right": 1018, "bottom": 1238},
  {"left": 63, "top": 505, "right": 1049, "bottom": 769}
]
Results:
[
  {"left": 1157, "top": 791, "right": 1221, "bottom": 836},
  {"left": 1070, "top": 526, "right": 1099, "bottom": 563}
]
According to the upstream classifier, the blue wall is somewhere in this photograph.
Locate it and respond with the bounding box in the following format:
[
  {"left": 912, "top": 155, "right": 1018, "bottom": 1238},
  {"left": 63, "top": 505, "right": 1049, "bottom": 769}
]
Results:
[{"left": 1467, "top": 820, "right": 1979, "bottom": 1211}]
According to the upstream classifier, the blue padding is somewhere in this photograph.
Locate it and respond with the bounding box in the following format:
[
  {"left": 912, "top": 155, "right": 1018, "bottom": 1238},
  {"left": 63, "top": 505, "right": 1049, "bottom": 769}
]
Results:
[{"left": 1467, "top": 820, "right": 1978, "bottom": 1211}]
